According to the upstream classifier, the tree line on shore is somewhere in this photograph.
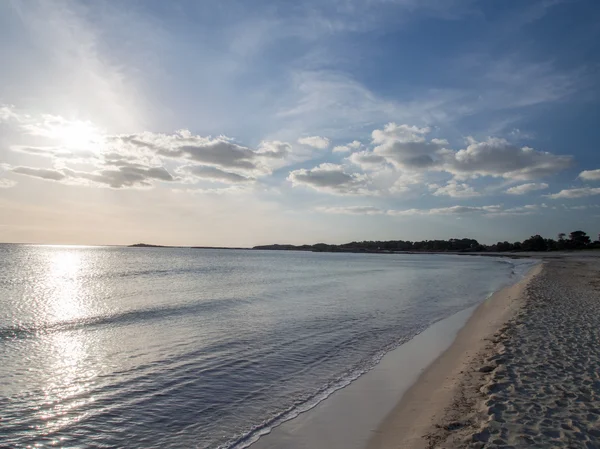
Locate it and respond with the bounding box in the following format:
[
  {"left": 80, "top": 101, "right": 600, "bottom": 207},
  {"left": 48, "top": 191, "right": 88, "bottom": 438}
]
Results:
[
  {"left": 253, "top": 231, "right": 600, "bottom": 253},
  {"left": 490, "top": 230, "right": 598, "bottom": 252}
]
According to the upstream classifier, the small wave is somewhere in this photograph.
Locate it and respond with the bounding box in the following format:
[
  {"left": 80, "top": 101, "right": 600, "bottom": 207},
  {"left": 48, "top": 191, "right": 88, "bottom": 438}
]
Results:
[
  {"left": 221, "top": 326, "right": 427, "bottom": 449},
  {"left": 0, "top": 297, "right": 243, "bottom": 340},
  {"left": 222, "top": 265, "right": 535, "bottom": 449}
]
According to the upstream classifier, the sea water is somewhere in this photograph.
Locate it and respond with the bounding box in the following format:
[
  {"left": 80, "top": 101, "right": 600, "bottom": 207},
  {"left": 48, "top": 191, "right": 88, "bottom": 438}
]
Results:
[{"left": 0, "top": 245, "right": 536, "bottom": 448}]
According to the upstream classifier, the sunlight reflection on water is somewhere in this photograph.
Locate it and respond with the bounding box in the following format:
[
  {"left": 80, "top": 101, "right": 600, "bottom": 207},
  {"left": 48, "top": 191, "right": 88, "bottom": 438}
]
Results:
[
  {"left": 46, "top": 249, "right": 87, "bottom": 322},
  {"left": 34, "top": 250, "right": 99, "bottom": 439}
]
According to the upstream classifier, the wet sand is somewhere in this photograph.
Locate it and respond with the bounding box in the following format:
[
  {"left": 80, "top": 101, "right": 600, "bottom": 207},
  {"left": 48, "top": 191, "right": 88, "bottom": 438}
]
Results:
[{"left": 250, "top": 306, "right": 479, "bottom": 449}]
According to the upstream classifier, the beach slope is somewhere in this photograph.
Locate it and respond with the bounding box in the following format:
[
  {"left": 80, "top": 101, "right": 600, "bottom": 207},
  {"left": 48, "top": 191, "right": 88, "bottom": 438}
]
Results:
[{"left": 368, "top": 262, "right": 543, "bottom": 449}]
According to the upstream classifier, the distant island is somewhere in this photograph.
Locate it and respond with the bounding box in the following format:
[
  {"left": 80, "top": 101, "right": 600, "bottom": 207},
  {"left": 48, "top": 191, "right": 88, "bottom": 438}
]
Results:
[
  {"left": 129, "top": 243, "right": 170, "bottom": 248},
  {"left": 131, "top": 230, "right": 600, "bottom": 254},
  {"left": 129, "top": 243, "right": 249, "bottom": 250}
]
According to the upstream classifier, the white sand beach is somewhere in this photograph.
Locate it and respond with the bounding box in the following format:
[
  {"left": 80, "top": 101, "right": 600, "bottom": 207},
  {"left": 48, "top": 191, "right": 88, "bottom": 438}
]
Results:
[{"left": 370, "top": 253, "right": 600, "bottom": 448}]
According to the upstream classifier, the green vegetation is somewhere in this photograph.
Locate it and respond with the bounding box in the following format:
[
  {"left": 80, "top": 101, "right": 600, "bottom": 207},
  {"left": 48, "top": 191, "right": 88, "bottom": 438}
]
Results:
[
  {"left": 254, "top": 231, "right": 600, "bottom": 253},
  {"left": 491, "top": 230, "right": 597, "bottom": 252}
]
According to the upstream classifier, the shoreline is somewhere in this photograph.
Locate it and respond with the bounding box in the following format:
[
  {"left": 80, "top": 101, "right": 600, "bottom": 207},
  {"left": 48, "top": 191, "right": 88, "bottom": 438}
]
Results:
[
  {"left": 247, "top": 258, "right": 538, "bottom": 449},
  {"left": 367, "top": 262, "right": 543, "bottom": 449},
  {"left": 248, "top": 306, "right": 481, "bottom": 449}
]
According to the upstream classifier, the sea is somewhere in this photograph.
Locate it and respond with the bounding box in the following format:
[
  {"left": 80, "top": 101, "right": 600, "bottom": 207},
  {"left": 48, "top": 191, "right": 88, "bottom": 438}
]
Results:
[{"left": 0, "top": 244, "right": 536, "bottom": 448}]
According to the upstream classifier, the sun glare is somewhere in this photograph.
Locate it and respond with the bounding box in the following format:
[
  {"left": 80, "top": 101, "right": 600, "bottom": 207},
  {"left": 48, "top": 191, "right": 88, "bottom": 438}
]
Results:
[
  {"left": 50, "top": 120, "right": 104, "bottom": 152},
  {"left": 47, "top": 250, "right": 87, "bottom": 321}
]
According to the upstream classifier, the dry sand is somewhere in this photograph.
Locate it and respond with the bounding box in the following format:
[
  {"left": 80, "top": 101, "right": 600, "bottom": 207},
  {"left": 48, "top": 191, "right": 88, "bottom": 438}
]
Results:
[{"left": 370, "top": 254, "right": 600, "bottom": 448}]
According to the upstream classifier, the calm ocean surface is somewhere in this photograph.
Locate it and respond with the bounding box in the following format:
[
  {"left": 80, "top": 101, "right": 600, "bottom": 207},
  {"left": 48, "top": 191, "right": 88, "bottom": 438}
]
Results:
[{"left": 0, "top": 245, "right": 536, "bottom": 448}]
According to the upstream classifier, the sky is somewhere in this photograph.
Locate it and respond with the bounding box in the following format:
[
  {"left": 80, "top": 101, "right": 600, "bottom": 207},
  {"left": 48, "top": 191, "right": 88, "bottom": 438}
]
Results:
[{"left": 1, "top": 0, "right": 599, "bottom": 246}]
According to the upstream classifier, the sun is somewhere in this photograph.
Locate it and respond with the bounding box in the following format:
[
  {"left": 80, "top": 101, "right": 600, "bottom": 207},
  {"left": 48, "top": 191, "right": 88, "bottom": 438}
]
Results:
[{"left": 49, "top": 119, "right": 104, "bottom": 152}]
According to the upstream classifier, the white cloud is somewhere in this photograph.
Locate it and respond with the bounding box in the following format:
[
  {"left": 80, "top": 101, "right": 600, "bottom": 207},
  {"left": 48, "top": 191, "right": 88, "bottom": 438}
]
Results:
[
  {"left": 333, "top": 145, "right": 350, "bottom": 153},
  {"left": 372, "top": 123, "right": 443, "bottom": 170},
  {"left": 546, "top": 187, "right": 600, "bottom": 199},
  {"left": 11, "top": 145, "right": 98, "bottom": 163},
  {"left": 2, "top": 109, "right": 301, "bottom": 191},
  {"left": 1, "top": 107, "right": 299, "bottom": 181},
  {"left": 0, "top": 104, "right": 576, "bottom": 201},
  {"left": 0, "top": 178, "right": 16, "bottom": 188},
  {"left": 368, "top": 125, "right": 571, "bottom": 181},
  {"left": 490, "top": 204, "right": 544, "bottom": 216},
  {"left": 109, "top": 131, "right": 297, "bottom": 178},
  {"left": 387, "top": 206, "right": 477, "bottom": 216},
  {"left": 317, "top": 203, "right": 545, "bottom": 217},
  {"left": 566, "top": 205, "right": 600, "bottom": 211},
  {"left": 292, "top": 124, "right": 573, "bottom": 198},
  {"left": 287, "top": 163, "right": 370, "bottom": 195},
  {"left": 316, "top": 205, "right": 384, "bottom": 215},
  {"left": 119, "top": 133, "right": 264, "bottom": 171},
  {"left": 389, "top": 171, "right": 426, "bottom": 194},
  {"left": 12, "top": 166, "right": 67, "bottom": 182},
  {"left": 425, "top": 205, "right": 503, "bottom": 215},
  {"left": 579, "top": 169, "right": 600, "bottom": 181},
  {"left": 333, "top": 140, "right": 362, "bottom": 153},
  {"left": 256, "top": 141, "right": 292, "bottom": 159},
  {"left": 297, "top": 136, "right": 330, "bottom": 149},
  {"left": 0, "top": 105, "right": 20, "bottom": 122},
  {"left": 430, "top": 180, "right": 480, "bottom": 198},
  {"left": 505, "top": 182, "right": 549, "bottom": 195}
]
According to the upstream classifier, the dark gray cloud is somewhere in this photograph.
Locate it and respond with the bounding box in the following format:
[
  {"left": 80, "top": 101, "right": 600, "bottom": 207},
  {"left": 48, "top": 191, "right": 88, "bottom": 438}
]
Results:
[
  {"left": 346, "top": 151, "right": 387, "bottom": 170},
  {"left": 287, "top": 163, "right": 370, "bottom": 195},
  {"left": 443, "top": 137, "right": 572, "bottom": 180},
  {"left": 175, "top": 141, "right": 257, "bottom": 169},
  {"left": 367, "top": 124, "right": 571, "bottom": 181},
  {"left": 111, "top": 132, "right": 292, "bottom": 174},
  {"left": 181, "top": 165, "right": 253, "bottom": 184},
  {"left": 86, "top": 166, "right": 174, "bottom": 188},
  {"left": 11, "top": 164, "right": 174, "bottom": 188}
]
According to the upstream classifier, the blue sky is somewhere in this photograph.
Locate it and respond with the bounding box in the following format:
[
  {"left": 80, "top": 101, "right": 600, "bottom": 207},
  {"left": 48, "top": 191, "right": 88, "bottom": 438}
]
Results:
[{"left": 1, "top": 0, "right": 599, "bottom": 246}]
